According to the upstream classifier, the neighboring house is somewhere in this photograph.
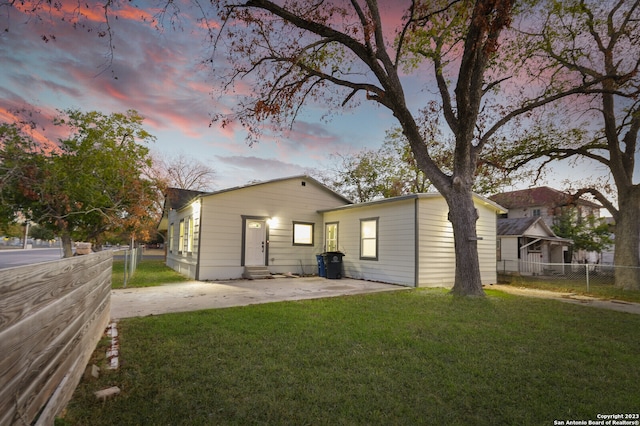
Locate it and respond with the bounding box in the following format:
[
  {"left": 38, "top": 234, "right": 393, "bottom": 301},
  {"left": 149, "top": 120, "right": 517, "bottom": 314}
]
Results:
[
  {"left": 496, "top": 216, "right": 572, "bottom": 275},
  {"left": 600, "top": 217, "right": 616, "bottom": 265},
  {"left": 490, "top": 186, "right": 601, "bottom": 226},
  {"left": 158, "top": 175, "right": 506, "bottom": 288},
  {"left": 490, "top": 186, "right": 602, "bottom": 263}
]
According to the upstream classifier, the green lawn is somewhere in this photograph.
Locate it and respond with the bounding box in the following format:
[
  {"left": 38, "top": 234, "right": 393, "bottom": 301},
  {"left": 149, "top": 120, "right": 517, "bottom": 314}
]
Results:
[
  {"left": 111, "top": 259, "right": 190, "bottom": 289},
  {"left": 501, "top": 273, "right": 640, "bottom": 303},
  {"left": 58, "top": 289, "right": 640, "bottom": 425}
]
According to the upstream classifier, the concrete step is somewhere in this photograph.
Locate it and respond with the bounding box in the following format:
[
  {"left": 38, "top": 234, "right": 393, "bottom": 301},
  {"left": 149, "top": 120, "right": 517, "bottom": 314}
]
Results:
[{"left": 243, "top": 266, "right": 273, "bottom": 280}]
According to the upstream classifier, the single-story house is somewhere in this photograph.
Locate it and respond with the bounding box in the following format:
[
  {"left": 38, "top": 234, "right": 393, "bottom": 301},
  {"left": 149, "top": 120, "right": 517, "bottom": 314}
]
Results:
[
  {"left": 496, "top": 216, "right": 572, "bottom": 275},
  {"left": 158, "top": 175, "right": 506, "bottom": 288}
]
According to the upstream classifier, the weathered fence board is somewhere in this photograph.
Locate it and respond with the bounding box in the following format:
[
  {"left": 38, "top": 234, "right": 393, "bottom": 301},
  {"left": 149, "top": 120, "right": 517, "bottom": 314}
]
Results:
[{"left": 0, "top": 251, "right": 112, "bottom": 425}]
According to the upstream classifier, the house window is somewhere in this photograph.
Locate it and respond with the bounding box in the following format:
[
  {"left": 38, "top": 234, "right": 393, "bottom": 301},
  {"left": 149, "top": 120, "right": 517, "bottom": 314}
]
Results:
[
  {"left": 528, "top": 240, "right": 542, "bottom": 253},
  {"left": 192, "top": 216, "right": 199, "bottom": 255},
  {"left": 293, "top": 221, "right": 314, "bottom": 246},
  {"left": 179, "top": 219, "right": 185, "bottom": 254},
  {"left": 184, "top": 216, "right": 194, "bottom": 253},
  {"left": 532, "top": 209, "right": 541, "bottom": 217},
  {"left": 325, "top": 222, "right": 338, "bottom": 252},
  {"left": 169, "top": 223, "right": 174, "bottom": 254},
  {"left": 360, "top": 218, "right": 378, "bottom": 260}
]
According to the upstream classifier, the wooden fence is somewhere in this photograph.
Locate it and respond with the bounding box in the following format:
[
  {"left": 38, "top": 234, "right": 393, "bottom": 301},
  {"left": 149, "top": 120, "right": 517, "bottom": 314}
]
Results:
[{"left": 0, "top": 251, "right": 113, "bottom": 425}]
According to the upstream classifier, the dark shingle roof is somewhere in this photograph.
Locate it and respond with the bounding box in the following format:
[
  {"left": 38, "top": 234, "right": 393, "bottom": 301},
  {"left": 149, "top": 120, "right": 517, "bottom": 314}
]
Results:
[
  {"left": 490, "top": 186, "right": 600, "bottom": 209},
  {"left": 497, "top": 217, "right": 541, "bottom": 236},
  {"left": 164, "top": 188, "right": 207, "bottom": 211}
]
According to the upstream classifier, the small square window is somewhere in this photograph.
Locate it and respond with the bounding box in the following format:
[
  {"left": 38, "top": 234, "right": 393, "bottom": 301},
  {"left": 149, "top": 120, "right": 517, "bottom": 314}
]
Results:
[{"left": 293, "top": 222, "right": 314, "bottom": 246}]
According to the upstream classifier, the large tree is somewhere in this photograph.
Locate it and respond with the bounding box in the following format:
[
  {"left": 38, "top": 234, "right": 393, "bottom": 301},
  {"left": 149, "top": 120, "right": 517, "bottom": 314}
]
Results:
[
  {"left": 150, "top": 152, "right": 217, "bottom": 192},
  {"left": 201, "top": 0, "right": 523, "bottom": 296},
  {"left": 206, "top": 0, "right": 613, "bottom": 295},
  {"left": 321, "top": 127, "right": 520, "bottom": 202},
  {"left": 507, "top": 0, "right": 640, "bottom": 289},
  {"left": 5, "top": 0, "right": 610, "bottom": 294},
  {"left": 0, "top": 109, "right": 157, "bottom": 257}
]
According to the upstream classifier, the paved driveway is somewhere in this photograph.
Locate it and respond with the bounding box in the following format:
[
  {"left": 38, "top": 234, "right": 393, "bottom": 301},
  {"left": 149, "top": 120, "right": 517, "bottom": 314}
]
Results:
[{"left": 111, "top": 277, "right": 409, "bottom": 319}]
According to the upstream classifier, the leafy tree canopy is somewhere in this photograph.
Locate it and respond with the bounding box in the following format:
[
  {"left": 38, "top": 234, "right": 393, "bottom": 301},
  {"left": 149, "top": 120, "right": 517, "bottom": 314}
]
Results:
[
  {"left": 0, "top": 109, "right": 158, "bottom": 257},
  {"left": 551, "top": 208, "right": 613, "bottom": 260}
]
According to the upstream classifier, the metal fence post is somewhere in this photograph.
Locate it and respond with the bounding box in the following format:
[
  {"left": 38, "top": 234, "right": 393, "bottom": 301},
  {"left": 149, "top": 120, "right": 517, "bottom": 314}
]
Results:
[
  {"left": 586, "top": 263, "right": 590, "bottom": 292},
  {"left": 129, "top": 247, "right": 135, "bottom": 279},
  {"left": 123, "top": 249, "right": 129, "bottom": 289}
]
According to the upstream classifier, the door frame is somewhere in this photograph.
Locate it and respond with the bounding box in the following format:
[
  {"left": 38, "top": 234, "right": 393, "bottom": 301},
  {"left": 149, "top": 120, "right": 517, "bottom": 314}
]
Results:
[{"left": 241, "top": 215, "right": 270, "bottom": 266}]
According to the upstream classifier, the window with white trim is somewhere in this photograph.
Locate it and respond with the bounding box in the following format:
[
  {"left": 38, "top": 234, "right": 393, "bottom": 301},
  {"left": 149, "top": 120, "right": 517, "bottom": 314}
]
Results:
[
  {"left": 179, "top": 219, "right": 185, "bottom": 254},
  {"left": 325, "top": 222, "right": 338, "bottom": 252},
  {"left": 169, "top": 223, "right": 174, "bottom": 253},
  {"left": 186, "top": 216, "right": 194, "bottom": 253},
  {"left": 360, "top": 218, "right": 378, "bottom": 260}
]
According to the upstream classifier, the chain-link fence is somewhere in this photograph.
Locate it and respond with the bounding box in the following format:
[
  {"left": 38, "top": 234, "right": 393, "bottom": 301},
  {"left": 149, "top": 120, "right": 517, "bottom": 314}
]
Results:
[
  {"left": 122, "top": 247, "right": 143, "bottom": 288},
  {"left": 497, "top": 260, "right": 640, "bottom": 292}
]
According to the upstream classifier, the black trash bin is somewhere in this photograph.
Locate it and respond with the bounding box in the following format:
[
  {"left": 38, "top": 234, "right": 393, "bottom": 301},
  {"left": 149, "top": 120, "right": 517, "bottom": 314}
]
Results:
[{"left": 322, "top": 251, "right": 344, "bottom": 279}]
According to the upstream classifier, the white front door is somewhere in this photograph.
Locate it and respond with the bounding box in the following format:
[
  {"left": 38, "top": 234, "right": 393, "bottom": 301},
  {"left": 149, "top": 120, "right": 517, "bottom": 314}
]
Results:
[{"left": 245, "top": 220, "right": 266, "bottom": 266}]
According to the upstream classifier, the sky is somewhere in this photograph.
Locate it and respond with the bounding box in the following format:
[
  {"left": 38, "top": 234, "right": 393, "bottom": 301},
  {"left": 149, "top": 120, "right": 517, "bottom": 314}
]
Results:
[{"left": 0, "top": 0, "right": 621, "bottom": 195}]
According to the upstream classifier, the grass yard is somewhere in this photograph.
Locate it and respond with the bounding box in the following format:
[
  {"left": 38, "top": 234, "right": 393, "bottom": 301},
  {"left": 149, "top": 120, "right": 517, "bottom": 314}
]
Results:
[
  {"left": 58, "top": 289, "right": 640, "bottom": 425},
  {"left": 111, "top": 258, "right": 190, "bottom": 289},
  {"left": 502, "top": 274, "right": 640, "bottom": 303}
]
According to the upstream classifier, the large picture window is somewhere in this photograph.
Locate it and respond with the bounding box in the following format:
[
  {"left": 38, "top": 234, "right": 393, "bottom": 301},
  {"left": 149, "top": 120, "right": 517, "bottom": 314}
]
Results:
[
  {"left": 293, "top": 221, "right": 314, "bottom": 246},
  {"left": 360, "top": 218, "right": 378, "bottom": 260}
]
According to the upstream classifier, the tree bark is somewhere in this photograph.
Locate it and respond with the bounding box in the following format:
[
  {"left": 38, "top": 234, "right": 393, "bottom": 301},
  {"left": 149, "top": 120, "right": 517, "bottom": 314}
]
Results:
[
  {"left": 613, "top": 188, "right": 640, "bottom": 290},
  {"left": 61, "top": 232, "right": 73, "bottom": 258},
  {"left": 446, "top": 187, "right": 485, "bottom": 296}
]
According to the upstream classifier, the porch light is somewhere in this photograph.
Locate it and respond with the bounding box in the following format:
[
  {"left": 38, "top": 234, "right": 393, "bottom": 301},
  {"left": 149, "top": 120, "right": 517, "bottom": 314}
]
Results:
[{"left": 267, "top": 217, "right": 278, "bottom": 227}]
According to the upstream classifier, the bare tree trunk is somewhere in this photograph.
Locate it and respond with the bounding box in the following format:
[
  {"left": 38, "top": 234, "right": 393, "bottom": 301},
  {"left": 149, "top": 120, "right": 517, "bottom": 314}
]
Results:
[
  {"left": 61, "top": 232, "right": 73, "bottom": 258},
  {"left": 447, "top": 189, "right": 485, "bottom": 296},
  {"left": 613, "top": 189, "right": 640, "bottom": 290}
]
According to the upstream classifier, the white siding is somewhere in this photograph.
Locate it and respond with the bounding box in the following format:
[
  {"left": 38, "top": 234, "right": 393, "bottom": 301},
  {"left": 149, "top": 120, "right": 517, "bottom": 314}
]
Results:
[
  {"left": 477, "top": 200, "right": 498, "bottom": 285},
  {"left": 197, "top": 178, "right": 347, "bottom": 280},
  {"left": 498, "top": 237, "right": 520, "bottom": 273},
  {"left": 166, "top": 200, "right": 201, "bottom": 279},
  {"left": 322, "top": 199, "right": 416, "bottom": 286},
  {"left": 322, "top": 194, "right": 501, "bottom": 288},
  {"left": 416, "top": 197, "right": 455, "bottom": 287},
  {"left": 416, "top": 196, "right": 499, "bottom": 287}
]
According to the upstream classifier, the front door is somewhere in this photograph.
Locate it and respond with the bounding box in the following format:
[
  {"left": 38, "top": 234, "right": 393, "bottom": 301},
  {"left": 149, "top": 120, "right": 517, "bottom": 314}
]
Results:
[{"left": 245, "top": 219, "right": 266, "bottom": 266}]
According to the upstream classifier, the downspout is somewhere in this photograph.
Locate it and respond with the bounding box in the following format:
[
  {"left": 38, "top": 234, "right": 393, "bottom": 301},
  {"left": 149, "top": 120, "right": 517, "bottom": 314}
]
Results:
[{"left": 414, "top": 197, "right": 419, "bottom": 288}]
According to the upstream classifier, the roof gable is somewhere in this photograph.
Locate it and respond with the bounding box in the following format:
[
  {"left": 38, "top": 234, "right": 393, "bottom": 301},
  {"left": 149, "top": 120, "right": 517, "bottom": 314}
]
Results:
[
  {"left": 490, "top": 186, "right": 600, "bottom": 209},
  {"left": 201, "top": 174, "right": 352, "bottom": 204},
  {"left": 158, "top": 188, "right": 207, "bottom": 231}
]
